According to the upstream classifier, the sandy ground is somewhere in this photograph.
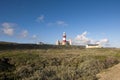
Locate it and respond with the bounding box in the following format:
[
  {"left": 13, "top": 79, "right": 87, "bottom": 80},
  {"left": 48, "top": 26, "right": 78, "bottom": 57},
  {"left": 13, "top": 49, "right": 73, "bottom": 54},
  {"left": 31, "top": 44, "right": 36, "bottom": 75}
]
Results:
[{"left": 97, "top": 63, "right": 120, "bottom": 80}]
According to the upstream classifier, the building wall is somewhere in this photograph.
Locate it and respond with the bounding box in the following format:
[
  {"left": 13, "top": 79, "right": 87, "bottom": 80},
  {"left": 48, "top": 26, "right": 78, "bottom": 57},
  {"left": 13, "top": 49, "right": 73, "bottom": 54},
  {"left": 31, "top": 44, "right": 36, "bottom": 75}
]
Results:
[
  {"left": 86, "top": 45, "right": 102, "bottom": 48},
  {"left": 56, "top": 40, "right": 71, "bottom": 45}
]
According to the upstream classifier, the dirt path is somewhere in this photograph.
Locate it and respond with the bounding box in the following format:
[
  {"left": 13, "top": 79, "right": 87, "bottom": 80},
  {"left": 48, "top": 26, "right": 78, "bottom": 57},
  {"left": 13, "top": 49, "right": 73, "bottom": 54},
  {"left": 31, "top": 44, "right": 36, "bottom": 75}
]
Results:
[{"left": 97, "top": 63, "right": 120, "bottom": 80}]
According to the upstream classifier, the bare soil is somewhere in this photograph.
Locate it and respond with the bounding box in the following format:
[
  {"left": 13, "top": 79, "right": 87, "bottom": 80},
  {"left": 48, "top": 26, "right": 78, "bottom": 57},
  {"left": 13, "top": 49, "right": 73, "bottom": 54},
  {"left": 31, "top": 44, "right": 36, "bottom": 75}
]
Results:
[{"left": 97, "top": 63, "right": 120, "bottom": 80}]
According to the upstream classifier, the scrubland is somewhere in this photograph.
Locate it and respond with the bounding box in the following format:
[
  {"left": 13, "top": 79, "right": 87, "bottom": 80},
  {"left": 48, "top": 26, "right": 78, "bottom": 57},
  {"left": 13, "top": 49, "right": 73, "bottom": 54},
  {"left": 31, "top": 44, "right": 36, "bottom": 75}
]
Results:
[{"left": 0, "top": 48, "right": 120, "bottom": 80}]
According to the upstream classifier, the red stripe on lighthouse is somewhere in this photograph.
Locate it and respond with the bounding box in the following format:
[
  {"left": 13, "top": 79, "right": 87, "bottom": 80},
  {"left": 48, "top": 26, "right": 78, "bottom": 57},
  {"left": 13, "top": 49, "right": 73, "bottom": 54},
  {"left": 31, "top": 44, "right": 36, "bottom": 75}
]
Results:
[{"left": 63, "top": 32, "right": 66, "bottom": 42}]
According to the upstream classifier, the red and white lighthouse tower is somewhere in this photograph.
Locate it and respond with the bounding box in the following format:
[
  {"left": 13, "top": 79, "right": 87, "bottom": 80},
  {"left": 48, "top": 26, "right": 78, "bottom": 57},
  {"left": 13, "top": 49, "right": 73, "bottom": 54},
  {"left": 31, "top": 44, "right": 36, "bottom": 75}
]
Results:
[{"left": 62, "top": 32, "right": 66, "bottom": 45}]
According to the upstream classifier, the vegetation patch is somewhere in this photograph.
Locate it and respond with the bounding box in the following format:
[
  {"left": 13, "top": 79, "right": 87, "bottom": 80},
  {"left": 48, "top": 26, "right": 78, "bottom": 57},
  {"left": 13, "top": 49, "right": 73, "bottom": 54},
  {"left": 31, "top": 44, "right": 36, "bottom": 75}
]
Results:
[{"left": 0, "top": 48, "right": 120, "bottom": 80}]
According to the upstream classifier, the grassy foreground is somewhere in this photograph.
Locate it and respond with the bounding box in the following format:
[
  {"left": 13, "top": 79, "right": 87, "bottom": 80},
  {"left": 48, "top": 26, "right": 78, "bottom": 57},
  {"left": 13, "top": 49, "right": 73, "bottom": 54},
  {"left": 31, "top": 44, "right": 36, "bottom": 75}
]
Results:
[{"left": 0, "top": 48, "right": 120, "bottom": 80}]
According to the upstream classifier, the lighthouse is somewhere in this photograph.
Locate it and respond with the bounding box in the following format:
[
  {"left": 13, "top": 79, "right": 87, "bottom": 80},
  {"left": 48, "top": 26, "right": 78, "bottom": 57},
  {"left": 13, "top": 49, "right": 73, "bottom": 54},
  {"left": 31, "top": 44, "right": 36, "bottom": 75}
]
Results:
[
  {"left": 62, "top": 32, "right": 66, "bottom": 45},
  {"left": 56, "top": 32, "right": 72, "bottom": 45}
]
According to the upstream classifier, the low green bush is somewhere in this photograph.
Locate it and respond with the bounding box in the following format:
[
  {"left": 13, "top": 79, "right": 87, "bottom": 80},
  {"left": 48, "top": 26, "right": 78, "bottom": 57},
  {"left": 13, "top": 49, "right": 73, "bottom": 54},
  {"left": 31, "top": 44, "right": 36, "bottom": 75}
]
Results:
[{"left": 0, "top": 48, "right": 120, "bottom": 80}]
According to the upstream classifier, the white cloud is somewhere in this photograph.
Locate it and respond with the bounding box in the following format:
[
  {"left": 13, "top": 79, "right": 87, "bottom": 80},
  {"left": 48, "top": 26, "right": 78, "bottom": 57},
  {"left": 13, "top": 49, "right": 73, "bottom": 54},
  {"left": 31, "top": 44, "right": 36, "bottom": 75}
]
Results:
[
  {"left": 3, "top": 27, "right": 14, "bottom": 36},
  {"left": 47, "top": 22, "right": 54, "bottom": 26},
  {"left": 29, "top": 35, "right": 39, "bottom": 43},
  {"left": 73, "top": 31, "right": 91, "bottom": 45},
  {"left": 73, "top": 31, "right": 109, "bottom": 46},
  {"left": 36, "top": 15, "right": 44, "bottom": 22},
  {"left": 36, "top": 15, "right": 68, "bottom": 26},
  {"left": 56, "top": 21, "right": 68, "bottom": 26},
  {"left": 0, "top": 22, "right": 31, "bottom": 41},
  {"left": 31, "top": 35, "right": 37, "bottom": 39},
  {"left": 20, "top": 30, "right": 28, "bottom": 38},
  {"left": 96, "top": 38, "right": 109, "bottom": 45},
  {"left": 47, "top": 20, "right": 68, "bottom": 26},
  {"left": 1, "top": 22, "right": 15, "bottom": 36}
]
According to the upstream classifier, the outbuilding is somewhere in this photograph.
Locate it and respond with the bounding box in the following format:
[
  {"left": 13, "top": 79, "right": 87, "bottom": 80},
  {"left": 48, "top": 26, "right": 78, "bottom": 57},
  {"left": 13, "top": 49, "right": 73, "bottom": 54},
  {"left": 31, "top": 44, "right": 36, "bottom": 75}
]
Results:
[{"left": 86, "top": 44, "right": 102, "bottom": 48}]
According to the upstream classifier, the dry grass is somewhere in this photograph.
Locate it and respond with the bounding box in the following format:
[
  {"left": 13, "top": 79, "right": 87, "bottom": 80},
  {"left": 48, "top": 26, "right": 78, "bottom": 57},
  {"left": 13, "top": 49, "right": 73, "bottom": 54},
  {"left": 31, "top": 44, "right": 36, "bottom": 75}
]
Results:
[
  {"left": 97, "top": 63, "right": 120, "bottom": 80},
  {"left": 0, "top": 48, "right": 120, "bottom": 80}
]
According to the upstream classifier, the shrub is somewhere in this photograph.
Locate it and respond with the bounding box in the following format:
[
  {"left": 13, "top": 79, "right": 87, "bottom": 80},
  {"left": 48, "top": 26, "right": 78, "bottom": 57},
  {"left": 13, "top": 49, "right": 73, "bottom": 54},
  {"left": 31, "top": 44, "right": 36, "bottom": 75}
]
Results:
[{"left": 0, "top": 49, "right": 120, "bottom": 80}]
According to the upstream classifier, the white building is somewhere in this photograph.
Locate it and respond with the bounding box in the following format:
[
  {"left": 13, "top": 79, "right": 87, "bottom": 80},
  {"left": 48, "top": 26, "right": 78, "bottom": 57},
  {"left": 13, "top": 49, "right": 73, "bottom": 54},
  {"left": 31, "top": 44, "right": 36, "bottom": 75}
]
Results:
[{"left": 86, "top": 44, "right": 102, "bottom": 48}]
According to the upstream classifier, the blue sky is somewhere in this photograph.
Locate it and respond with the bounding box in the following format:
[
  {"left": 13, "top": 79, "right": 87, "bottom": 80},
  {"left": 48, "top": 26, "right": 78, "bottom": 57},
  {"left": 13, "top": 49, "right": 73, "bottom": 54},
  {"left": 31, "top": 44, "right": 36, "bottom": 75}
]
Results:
[{"left": 0, "top": 0, "right": 120, "bottom": 47}]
